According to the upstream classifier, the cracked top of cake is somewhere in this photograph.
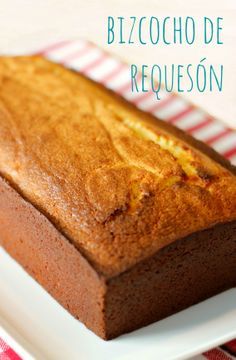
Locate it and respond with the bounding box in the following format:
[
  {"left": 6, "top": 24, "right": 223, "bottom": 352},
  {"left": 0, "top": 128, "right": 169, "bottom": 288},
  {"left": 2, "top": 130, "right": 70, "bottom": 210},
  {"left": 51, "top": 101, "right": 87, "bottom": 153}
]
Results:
[{"left": 0, "top": 56, "right": 235, "bottom": 277}]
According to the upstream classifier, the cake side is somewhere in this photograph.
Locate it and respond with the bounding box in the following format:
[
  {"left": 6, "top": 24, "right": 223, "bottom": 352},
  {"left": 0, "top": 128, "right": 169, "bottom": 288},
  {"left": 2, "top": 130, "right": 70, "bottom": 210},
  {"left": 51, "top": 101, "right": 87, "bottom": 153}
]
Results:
[
  {"left": 1, "top": 172, "right": 235, "bottom": 341},
  {"left": 0, "top": 56, "right": 236, "bottom": 277},
  {"left": 0, "top": 175, "right": 107, "bottom": 339},
  {"left": 104, "top": 220, "right": 236, "bottom": 339}
]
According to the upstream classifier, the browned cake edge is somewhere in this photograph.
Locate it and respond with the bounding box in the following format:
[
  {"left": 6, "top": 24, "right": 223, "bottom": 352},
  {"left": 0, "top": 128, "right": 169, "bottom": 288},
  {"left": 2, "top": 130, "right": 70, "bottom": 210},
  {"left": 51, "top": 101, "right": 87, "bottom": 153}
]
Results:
[
  {"left": 0, "top": 175, "right": 107, "bottom": 338},
  {"left": 104, "top": 220, "right": 236, "bottom": 339},
  {"left": 0, "top": 173, "right": 236, "bottom": 340}
]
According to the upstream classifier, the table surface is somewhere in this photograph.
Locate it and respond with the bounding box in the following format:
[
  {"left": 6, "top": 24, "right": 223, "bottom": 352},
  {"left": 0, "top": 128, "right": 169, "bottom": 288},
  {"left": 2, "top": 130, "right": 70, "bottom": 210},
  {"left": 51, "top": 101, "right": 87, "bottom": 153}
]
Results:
[{"left": 0, "top": 0, "right": 235, "bottom": 129}]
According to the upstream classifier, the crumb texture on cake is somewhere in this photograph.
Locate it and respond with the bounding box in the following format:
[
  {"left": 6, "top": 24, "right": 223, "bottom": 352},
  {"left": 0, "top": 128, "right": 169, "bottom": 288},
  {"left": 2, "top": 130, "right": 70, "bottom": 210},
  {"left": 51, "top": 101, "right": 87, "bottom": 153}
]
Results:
[{"left": 0, "top": 56, "right": 235, "bottom": 276}]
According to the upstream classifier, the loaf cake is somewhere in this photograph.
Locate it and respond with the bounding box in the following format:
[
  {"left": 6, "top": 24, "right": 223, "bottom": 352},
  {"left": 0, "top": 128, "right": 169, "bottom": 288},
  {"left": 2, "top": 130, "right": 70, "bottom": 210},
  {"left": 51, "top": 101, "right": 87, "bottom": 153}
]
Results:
[{"left": 0, "top": 56, "right": 235, "bottom": 340}]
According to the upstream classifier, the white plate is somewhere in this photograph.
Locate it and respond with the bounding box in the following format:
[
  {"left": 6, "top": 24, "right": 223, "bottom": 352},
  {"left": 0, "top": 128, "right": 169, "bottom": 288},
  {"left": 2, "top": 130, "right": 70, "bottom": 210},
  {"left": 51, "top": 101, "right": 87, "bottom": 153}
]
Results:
[{"left": 0, "top": 247, "right": 235, "bottom": 360}]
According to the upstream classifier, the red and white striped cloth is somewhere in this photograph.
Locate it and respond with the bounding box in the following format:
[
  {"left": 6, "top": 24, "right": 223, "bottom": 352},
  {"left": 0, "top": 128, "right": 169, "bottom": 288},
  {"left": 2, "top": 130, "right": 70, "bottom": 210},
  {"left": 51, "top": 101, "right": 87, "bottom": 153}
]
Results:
[
  {"left": 0, "top": 337, "right": 235, "bottom": 360},
  {"left": 0, "top": 39, "right": 235, "bottom": 360},
  {"left": 0, "top": 337, "right": 22, "bottom": 360},
  {"left": 199, "top": 341, "right": 236, "bottom": 360}
]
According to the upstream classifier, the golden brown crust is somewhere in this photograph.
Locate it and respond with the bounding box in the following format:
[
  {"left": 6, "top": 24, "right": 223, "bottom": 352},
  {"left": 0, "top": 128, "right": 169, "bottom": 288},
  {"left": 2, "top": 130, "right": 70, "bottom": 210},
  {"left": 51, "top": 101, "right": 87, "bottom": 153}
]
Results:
[{"left": 0, "top": 56, "right": 236, "bottom": 277}]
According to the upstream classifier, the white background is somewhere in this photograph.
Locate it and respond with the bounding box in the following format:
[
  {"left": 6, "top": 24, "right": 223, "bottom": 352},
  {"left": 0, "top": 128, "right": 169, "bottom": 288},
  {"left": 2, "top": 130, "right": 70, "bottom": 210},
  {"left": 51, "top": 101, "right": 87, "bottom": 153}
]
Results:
[{"left": 0, "top": 0, "right": 235, "bottom": 129}]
